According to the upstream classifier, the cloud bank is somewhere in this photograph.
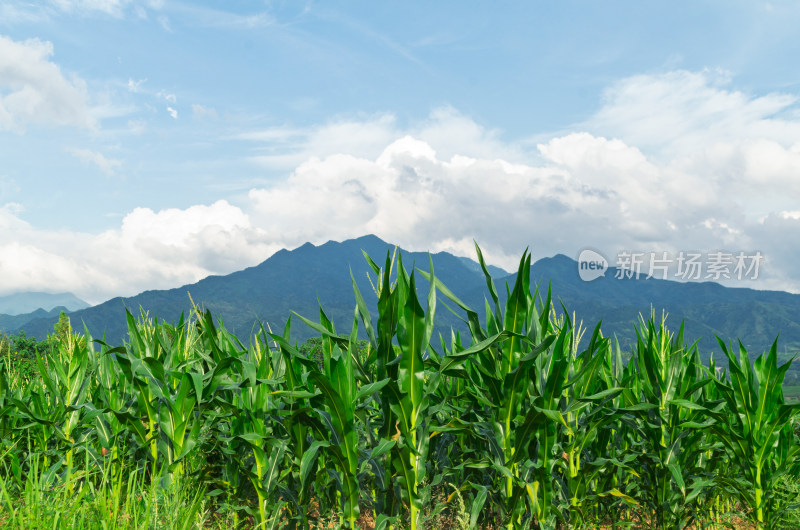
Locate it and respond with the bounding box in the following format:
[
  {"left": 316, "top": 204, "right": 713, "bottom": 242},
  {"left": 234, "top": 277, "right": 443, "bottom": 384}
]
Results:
[{"left": 2, "top": 69, "right": 800, "bottom": 303}]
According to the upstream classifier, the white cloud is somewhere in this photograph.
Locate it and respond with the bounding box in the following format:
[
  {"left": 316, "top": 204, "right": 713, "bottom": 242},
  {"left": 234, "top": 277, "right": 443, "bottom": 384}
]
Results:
[
  {"left": 192, "top": 104, "right": 218, "bottom": 119},
  {"left": 0, "top": 202, "right": 25, "bottom": 223},
  {"left": 0, "top": 201, "right": 274, "bottom": 303},
  {"left": 157, "top": 90, "right": 176, "bottom": 103},
  {"left": 127, "top": 78, "right": 146, "bottom": 92},
  {"left": 241, "top": 114, "right": 400, "bottom": 170},
  {"left": 5, "top": 70, "right": 800, "bottom": 302},
  {"left": 0, "top": 34, "right": 96, "bottom": 132},
  {"left": 166, "top": 106, "right": 178, "bottom": 119},
  {"left": 46, "top": 0, "right": 163, "bottom": 18},
  {"left": 235, "top": 90, "right": 800, "bottom": 293},
  {"left": 780, "top": 210, "right": 800, "bottom": 220},
  {"left": 240, "top": 107, "right": 525, "bottom": 172},
  {"left": 65, "top": 147, "right": 122, "bottom": 175},
  {"left": 243, "top": 132, "right": 641, "bottom": 269},
  {"left": 50, "top": 0, "right": 127, "bottom": 16},
  {"left": 586, "top": 69, "right": 800, "bottom": 157}
]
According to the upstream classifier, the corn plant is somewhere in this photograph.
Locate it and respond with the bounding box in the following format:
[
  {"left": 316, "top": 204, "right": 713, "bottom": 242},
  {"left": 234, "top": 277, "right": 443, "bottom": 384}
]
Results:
[
  {"left": 555, "top": 320, "right": 631, "bottom": 528},
  {"left": 0, "top": 243, "right": 797, "bottom": 530},
  {"left": 424, "top": 248, "right": 575, "bottom": 529},
  {"left": 614, "top": 314, "right": 717, "bottom": 529},
  {"left": 708, "top": 338, "right": 800, "bottom": 529}
]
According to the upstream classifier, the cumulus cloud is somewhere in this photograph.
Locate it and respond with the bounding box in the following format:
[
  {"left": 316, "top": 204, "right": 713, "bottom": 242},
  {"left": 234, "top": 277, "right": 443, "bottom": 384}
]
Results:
[
  {"left": 235, "top": 81, "right": 800, "bottom": 293},
  {"left": 0, "top": 201, "right": 274, "bottom": 303},
  {"left": 0, "top": 34, "right": 96, "bottom": 132},
  {"left": 243, "top": 133, "right": 667, "bottom": 271},
  {"left": 245, "top": 135, "right": 549, "bottom": 268},
  {"left": 65, "top": 147, "right": 122, "bottom": 175},
  {"left": 240, "top": 107, "right": 524, "bottom": 172},
  {"left": 4, "top": 69, "right": 800, "bottom": 302}
]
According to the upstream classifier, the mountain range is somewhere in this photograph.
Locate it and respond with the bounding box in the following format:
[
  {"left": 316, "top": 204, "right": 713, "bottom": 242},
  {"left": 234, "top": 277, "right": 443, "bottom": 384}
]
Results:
[
  {"left": 0, "top": 292, "right": 89, "bottom": 316},
  {"left": 0, "top": 307, "right": 72, "bottom": 335},
  {"left": 5, "top": 235, "right": 800, "bottom": 366}
]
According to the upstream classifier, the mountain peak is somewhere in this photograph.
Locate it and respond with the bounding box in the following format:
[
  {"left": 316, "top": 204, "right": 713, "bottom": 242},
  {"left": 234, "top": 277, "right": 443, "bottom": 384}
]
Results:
[
  {"left": 350, "top": 234, "right": 387, "bottom": 245},
  {"left": 296, "top": 241, "right": 316, "bottom": 251},
  {"left": 548, "top": 253, "right": 578, "bottom": 264}
]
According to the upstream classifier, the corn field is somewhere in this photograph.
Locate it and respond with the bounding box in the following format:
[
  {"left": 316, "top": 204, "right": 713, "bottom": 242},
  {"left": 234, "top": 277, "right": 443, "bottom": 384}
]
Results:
[{"left": 1, "top": 246, "right": 799, "bottom": 529}]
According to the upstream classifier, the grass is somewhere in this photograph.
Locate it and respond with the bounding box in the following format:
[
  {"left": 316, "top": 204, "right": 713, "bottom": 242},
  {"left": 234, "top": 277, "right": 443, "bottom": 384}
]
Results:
[
  {"left": 0, "top": 457, "right": 222, "bottom": 529},
  {"left": 0, "top": 448, "right": 795, "bottom": 529}
]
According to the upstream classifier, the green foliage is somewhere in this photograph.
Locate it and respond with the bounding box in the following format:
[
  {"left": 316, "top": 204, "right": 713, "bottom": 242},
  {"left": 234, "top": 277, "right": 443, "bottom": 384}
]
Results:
[
  {"left": 53, "top": 310, "right": 72, "bottom": 342},
  {"left": 706, "top": 338, "right": 800, "bottom": 529},
  {"left": 0, "top": 246, "right": 798, "bottom": 529},
  {"left": 299, "top": 336, "right": 369, "bottom": 371},
  {"left": 6, "top": 330, "right": 51, "bottom": 358},
  {"left": 0, "top": 330, "right": 51, "bottom": 381}
]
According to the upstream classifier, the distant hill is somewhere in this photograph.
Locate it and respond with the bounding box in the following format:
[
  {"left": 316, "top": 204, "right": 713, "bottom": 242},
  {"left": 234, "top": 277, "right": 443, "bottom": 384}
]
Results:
[
  {"left": 0, "top": 307, "right": 70, "bottom": 335},
  {"left": 0, "top": 292, "right": 89, "bottom": 316},
  {"left": 521, "top": 254, "right": 800, "bottom": 356},
  {"left": 20, "top": 235, "right": 486, "bottom": 345},
  {"left": 18, "top": 235, "right": 800, "bottom": 366}
]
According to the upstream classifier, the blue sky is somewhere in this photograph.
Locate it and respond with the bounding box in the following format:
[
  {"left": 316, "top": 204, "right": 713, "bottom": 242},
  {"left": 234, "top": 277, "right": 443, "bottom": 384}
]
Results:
[{"left": 2, "top": 1, "right": 800, "bottom": 304}]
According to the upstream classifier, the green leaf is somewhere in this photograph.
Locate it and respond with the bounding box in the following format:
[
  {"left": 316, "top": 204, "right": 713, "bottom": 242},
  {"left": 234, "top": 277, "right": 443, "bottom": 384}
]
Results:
[
  {"left": 369, "top": 437, "right": 396, "bottom": 460},
  {"left": 469, "top": 483, "right": 488, "bottom": 529},
  {"left": 666, "top": 398, "right": 707, "bottom": 411},
  {"left": 667, "top": 463, "right": 686, "bottom": 496},
  {"left": 355, "top": 378, "right": 390, "bottom": 402},
  {"left": 300, "top": 440, "right": 328, "bottom": 495}
]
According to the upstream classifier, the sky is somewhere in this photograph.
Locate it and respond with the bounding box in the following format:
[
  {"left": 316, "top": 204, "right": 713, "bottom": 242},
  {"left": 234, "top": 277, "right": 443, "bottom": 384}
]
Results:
[{"left": 2, "top": 0, "right": 800, "bottom": 305}]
